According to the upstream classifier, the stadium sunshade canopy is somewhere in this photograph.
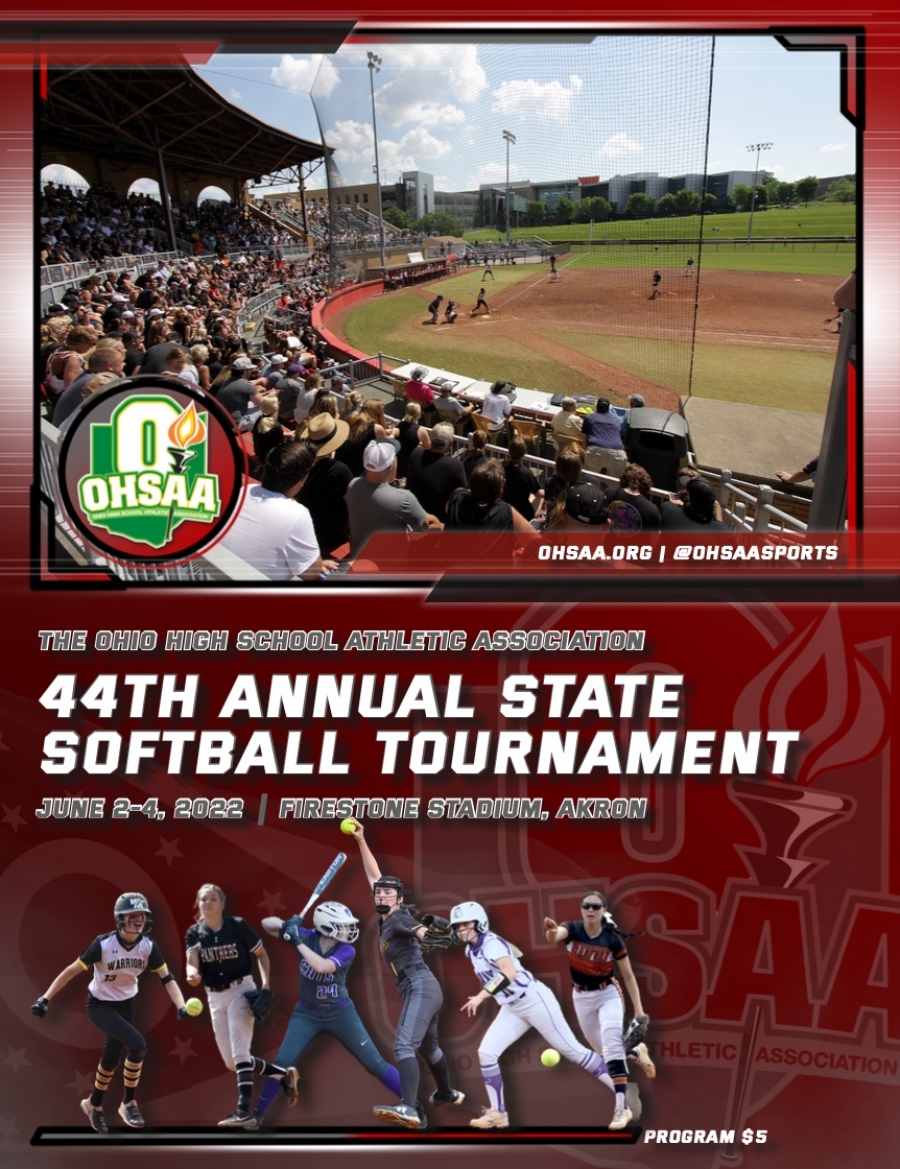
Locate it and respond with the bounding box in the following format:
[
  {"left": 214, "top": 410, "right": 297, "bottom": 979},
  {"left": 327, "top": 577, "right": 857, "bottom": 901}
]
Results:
[{"left": 41, "top": 64, "right": 323, "bottom": 181}]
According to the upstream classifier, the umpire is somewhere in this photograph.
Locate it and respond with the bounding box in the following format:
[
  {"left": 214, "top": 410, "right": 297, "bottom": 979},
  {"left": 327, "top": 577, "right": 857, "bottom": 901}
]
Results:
[{"left": 345, "top": 819, "right": 464, "bottom": 1128}]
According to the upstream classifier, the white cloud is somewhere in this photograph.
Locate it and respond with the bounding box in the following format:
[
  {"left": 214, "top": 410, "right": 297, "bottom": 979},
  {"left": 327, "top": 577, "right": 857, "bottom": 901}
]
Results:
[
  {"left": 229, "top": 88, "right": 242, "bottom": 102},
  {"left": 271, "top": 54, "right": 340, "bottom": 99},
  {"left": 377, "top": 90, "right": 466, "bottom": 130},
  {"left": 598, "top": 133, "right": 642, "bottom": 160},
  {"left": 379, "top": 127, "right": 453, "bottom": 177},
  {"left": 820, "top": 142, "right": 847, "bottom": 153},
  {"left": 342, "top": 44, "right": 487, "bottom": 106},
  {"left": 326, "top": 119, "right": 374, "bottom": 167},
  {"left": 466, "top": 161, "right": 521, "bottom": 188},
  {"left": 491, "top": 74, "right": 582, "bottom": 121}
]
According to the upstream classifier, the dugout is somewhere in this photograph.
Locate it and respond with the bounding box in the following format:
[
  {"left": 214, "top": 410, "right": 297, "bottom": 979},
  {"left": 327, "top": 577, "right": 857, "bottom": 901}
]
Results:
[{"left": 625, "top": 408, "right": 691, "bottom": 491}]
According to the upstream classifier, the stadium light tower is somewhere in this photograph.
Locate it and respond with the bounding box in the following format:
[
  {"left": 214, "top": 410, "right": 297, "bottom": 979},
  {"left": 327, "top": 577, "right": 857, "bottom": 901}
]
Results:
[
  {"left": 503, "top": 130, "right": 516, "bottom": 243},
  {"left": 746, "top": 141, "right": 773, "bottom": 241},
  {"left": 367, "top": 52, "right": 386, "bottom": 271}
]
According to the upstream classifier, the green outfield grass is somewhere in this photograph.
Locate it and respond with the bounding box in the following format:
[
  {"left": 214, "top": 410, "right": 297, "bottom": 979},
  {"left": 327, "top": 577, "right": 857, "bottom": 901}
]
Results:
[
  {"left": 465, "top": 201, "right": 856, "bottom": 244},
  {"left": 550, "top": 332, "right": 833, "bottom": 413},
  {"left": 564, "top": 246, "right": 853, "bottom": 277}
]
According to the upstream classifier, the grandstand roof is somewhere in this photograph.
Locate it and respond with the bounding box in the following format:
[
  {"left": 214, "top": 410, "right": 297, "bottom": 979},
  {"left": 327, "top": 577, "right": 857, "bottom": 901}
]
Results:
[{"left": 41, "top": 65, "right": 323, "bottom": 181}]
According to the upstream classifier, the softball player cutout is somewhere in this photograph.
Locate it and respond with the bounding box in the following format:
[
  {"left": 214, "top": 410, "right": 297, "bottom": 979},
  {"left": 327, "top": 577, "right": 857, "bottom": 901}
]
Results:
[
  {"left": 347, "top": 818, "right": 464, "bottom": 1129},
  {"left": 254, "top": 900, "right": 402, "bottom": 1126},
  {"left": 30, "top": 892, "right": 190, "bottom": 1134},
  {"left": 185, "top": 883, "right": 299, "bottom": 1129},
  {"left": 544, "top": 890, "right": 655, "bottom": 1132},
  {"left": 450, "top": 901, "right": 639, "bottom": 1131}
]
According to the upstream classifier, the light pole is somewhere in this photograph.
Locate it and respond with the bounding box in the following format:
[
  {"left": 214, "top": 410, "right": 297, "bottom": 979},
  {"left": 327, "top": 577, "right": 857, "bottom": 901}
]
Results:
[
  {"left": 502, "top": 129, "right": 516, "bottom": 244},
  {"left": 367, "top": 51, "right": 386, "bottom": 272},
  {"left": 745, "top": 141, "right": 772, "bottom": 242}
]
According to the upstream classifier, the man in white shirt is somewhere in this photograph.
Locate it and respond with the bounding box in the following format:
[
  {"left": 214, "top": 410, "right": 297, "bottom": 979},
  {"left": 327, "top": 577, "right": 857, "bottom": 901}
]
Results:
[
  {"left": 219, "top": 442, "right": 338, "bottom": 581},
  {"left": 480, "top": 381, "right": 513, "bottom": 446}
]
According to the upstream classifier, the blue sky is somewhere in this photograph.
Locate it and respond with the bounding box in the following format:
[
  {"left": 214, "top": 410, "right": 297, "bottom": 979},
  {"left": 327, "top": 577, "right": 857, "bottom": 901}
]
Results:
[
  {"left": 190, "top": 35, "right": 852, "bottom": 195},
  {"left": 42, "top": 35, "right": 852, "bottom": 197}
]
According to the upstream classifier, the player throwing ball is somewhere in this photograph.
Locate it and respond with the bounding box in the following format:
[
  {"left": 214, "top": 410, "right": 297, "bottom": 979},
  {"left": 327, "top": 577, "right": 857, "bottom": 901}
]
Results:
[
  {"left": 185, "top": 884, "right": 299, "bottom": 1128},
  {"left": 451, "top": 901, "right": 638, "bottom": 1130},
  {"left": 346, "top": 818, "right": 464, "bottom": 1129},
  {"left": 545, "top": 891, "right": 655, "bottom": 1132},
  {"left": 30, "top": 892, "right": 190, "bottom": 1133},
  {"left": 254, "top": 900, "right": 402, "bottom": 1126}
]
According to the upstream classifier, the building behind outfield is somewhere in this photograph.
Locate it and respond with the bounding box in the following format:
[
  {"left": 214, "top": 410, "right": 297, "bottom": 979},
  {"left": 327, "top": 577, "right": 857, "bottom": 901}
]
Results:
[{"left": 296, "top": 167, "right": 847, "bottom": 230}]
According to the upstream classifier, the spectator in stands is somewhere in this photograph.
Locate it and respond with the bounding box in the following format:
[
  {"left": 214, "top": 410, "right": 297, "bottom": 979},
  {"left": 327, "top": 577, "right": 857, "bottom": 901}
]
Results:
[
  {"left": 121, "top": 330, "right": 144, "bottom": 377},
  {"left": 307, "top": 392, "right": 341, "bottom": 422},
  {"left": 141, "top": 330, "right": 187, "bottom": 374},
  {"left": 190, "top": 344, "right": 211, "bottom": 392},
  {"left": 660, "top": 476, "right": 728, "bottom": 531},
  {"left": 550, "top": 396, "right": 584, "bottom": 448},
  {"left": 668, "top": 467, "right": 725, "bottom": 521},
  {"left": 292, "top": 367, "right": 321, "bottom": 428},
  {"left": 479, "top": 381, "right": 513, "bottom": 447},
  {"left": 605, "top": 463, "right": 661, "bottom": 532},
  {"left": 776, "top": 458, "right": 818, "bottom": 486},
  {"left": 346, "top": 439, "right": 442, "bottom": 558},
  {"left": 44, "top": 325, "right": 98, "bottom": 401},
  {"left": 250, "top": 394, "right": 287, "bottom": 477},
  {"left": 459, "top": 430, "right": 488, "bottom": 483},
  {"left": 434, "top": 383, "right": 474, "bottom": 430},
  {"left": 397, "top": 401, "right": 430, "bottom": 480},
  {"left": 559, "top": 480, "right": 612, "bottom": 530},
  {"left": 405, "top": 423, "right": 468, "bottom": 524},
  {"left": 219, "top": 441, "right": 337, "bottom": 581},
  {"left": 502, "top": 437, "right": 544, "bottom": 523},
  {"left": 362, "top": 399, "right": 398, "bottom": 442},
  {"left": 216, "top": 355, "right": 264, "bottom": 431},
  {"left": 543, "top": 449, "right": 588, "bottom": 529},
  {"left": 162, "top": 347, "right": 199, "bottom": 386},
  {"left": 57, "top": 372, "right": 121, "bottom": 435},
  {"left": 444, "top": 458, "right": 535, "bottom": 536},
  {"left": 296, "top": 412, "right": 352, "bottom": 559},
  {"left": 53, "top": 340, "right": 126, "bottom": 427},
  {"left": 404, "top": 367, "right": 436, "bottom": 415},
  {"left": 581, "top": 396, "right": 627, "bottom": 476},
  {"left": 340, "top": 390, "right": 363, "bottom": 420}
]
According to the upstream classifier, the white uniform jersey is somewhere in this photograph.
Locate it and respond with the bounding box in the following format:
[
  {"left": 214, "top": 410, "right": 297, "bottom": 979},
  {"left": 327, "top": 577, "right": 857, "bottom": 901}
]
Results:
[
  {"left": 465, "top": 931, "right": 536, "bottom": 1002},
  {"left": 79, "top": 931, "right": 164, "bottom": 1002}
]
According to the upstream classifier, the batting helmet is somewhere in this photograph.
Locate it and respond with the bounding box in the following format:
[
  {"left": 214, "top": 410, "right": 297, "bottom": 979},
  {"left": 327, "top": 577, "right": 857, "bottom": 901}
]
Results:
[
  {"left": 314, "top": 901, "right": 360, "bottom": 943},
  {"left": 450, "top": 901, "right": 489, "bottom": 935},
  {"left": 114, "top": 892, "right": 152, "bottom": 934}
]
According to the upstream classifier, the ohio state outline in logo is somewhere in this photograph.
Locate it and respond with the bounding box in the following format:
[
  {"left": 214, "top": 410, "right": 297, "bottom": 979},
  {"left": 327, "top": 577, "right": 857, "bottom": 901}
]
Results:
[{"left": 57, "top": 377, "right": 245, "bottom": 565}]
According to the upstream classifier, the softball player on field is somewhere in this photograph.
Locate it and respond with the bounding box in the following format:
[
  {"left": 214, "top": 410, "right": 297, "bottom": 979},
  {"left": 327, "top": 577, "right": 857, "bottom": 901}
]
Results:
[
  {"left": 451, "top": 900, "right": 640, "bottom": 1130},
  {"left": 544, "top": 890, "right": 655, "bottom": 1131},
  {"left": 185, "top": 883, "right": 299, "bottom": 1129},
  {"left": 30, "top": 892, "right": 189, "bottom": 1133},
  {"left": 346, "top": 818, "right": 464, "bottom": 1129},
  {"left": 254, "top": 900, "right": 402, "bottom": 1126}
]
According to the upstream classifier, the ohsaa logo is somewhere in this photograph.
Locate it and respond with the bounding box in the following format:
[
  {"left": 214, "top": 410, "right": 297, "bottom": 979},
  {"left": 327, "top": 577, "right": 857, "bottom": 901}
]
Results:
[{"left": 58, "top": 378, "right": 244, "bottom": 565}]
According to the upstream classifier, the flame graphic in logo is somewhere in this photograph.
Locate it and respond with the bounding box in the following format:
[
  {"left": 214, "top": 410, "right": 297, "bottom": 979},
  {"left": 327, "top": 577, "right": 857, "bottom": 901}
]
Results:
[{"left": 168, "top": 401, "right": 207, "bottom": 450}]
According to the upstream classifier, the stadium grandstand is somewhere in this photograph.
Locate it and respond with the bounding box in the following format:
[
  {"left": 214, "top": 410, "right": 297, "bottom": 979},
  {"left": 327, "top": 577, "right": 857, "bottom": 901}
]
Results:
[{"left": 37, "top": 62, "right": 853, "bottom": 586}]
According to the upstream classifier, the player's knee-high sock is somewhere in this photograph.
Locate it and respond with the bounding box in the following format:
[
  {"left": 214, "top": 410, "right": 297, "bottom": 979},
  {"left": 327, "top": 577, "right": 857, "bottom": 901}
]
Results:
[
  {"left": 253, "top": 1056, "right": 287, "bottom": 1077},
  {"left": 122, "top": 1057, "right": 143, "bottom": 1103},
  {"left": 577, "top": 1049, "right": 616, "bottom": 1094},
  {"left": 235, "top": 1059, "right": 255, "bottom": 1108},
  {"left": 426, "top": 1052, "right": 451, "bottom": 1094},
  {"left": 478, "top": 1058, "right": 505, "bottom": 1113},
  {"left": 255, "top": 1076, "right": 283, "bottom": 1116},
  {"left": 378, "top": 1064, "right": 402, "bottom": 1097},
  {"left": 607, "top": 1058, "right": 628, "bottom": 1108},
  {"left": 397, "top": 1056, "right": 420, "bottom": 1107},
  {"left": 90, "top": 1063, "right": 115, "bottom": 1108}
]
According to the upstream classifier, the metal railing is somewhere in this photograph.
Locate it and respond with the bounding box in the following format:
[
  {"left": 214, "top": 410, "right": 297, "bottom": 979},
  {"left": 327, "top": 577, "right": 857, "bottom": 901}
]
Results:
[{"left": 708, "top": 469, "right": 808, "bottom": 533}]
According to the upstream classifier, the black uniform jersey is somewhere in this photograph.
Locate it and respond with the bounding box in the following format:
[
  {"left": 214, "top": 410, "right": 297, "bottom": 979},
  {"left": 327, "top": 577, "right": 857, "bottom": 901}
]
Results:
[
  {"left": 185, "top": 915, "right": 262, "bottom": 991},
  {"left": 562, "top": 921, "right": 628, "bottom": 990},
  {"left": 377, "top": 908, "right": 425, "bottom": 982},
  {"left": 79, "top": 932, "right": 165, "bottom": 1002}
]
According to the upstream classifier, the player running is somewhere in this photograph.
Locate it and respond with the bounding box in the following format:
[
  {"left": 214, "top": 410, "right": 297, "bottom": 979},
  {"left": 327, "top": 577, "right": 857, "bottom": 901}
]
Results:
[
  {"left": 345, "top": 818, "right": 464, "bottom": 1129},
  {"left": 30, "top": 893, "right": 191, "bottom": 1133},
  {"left": 544, "top": 891, "right": 655, "bottom": 1131},
  {"left": 451, "top": 901, "right": 639, "bottom": 1130},
  {"left": 254, "top": 899, "right": 402, "bottom": 1127},
  {"left": 185, "top": 883, "right": 299, "bottom": 1129}
]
